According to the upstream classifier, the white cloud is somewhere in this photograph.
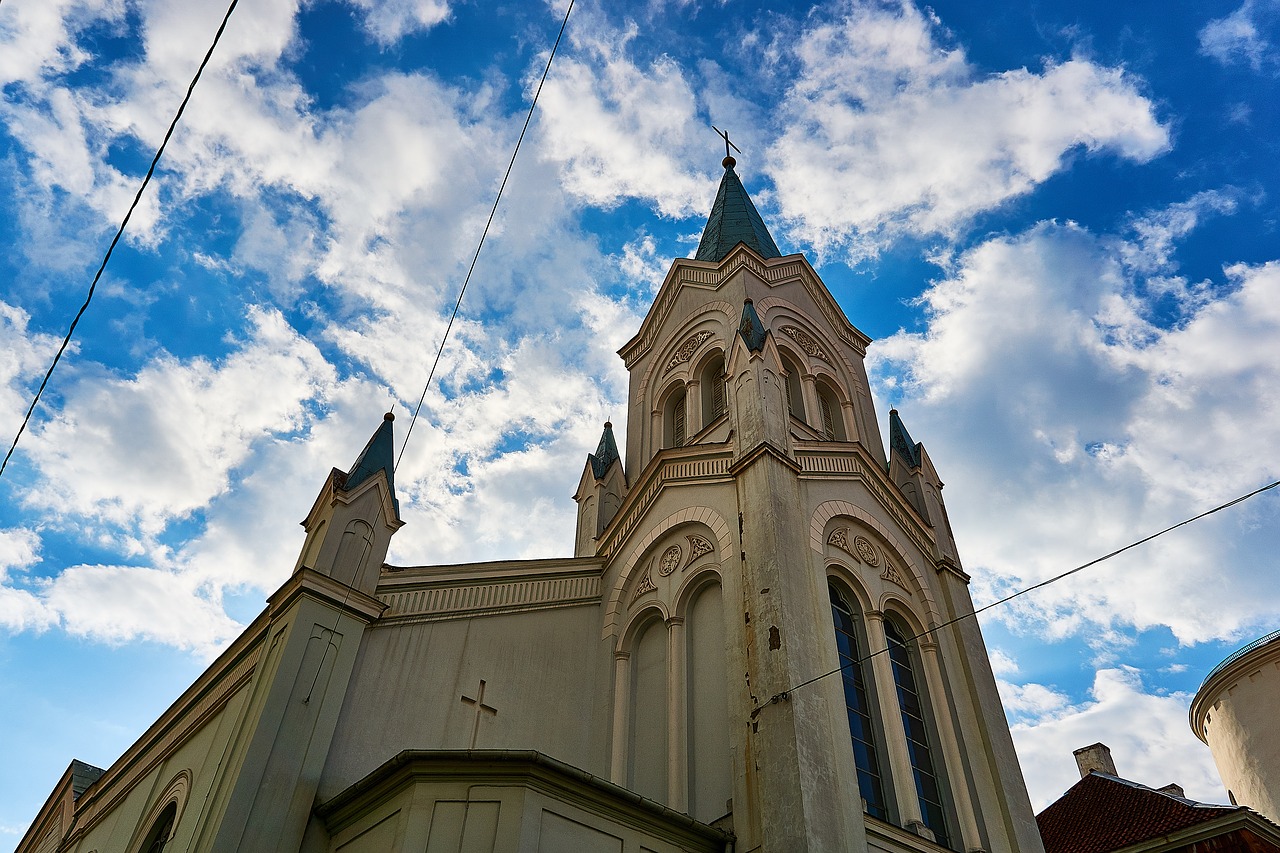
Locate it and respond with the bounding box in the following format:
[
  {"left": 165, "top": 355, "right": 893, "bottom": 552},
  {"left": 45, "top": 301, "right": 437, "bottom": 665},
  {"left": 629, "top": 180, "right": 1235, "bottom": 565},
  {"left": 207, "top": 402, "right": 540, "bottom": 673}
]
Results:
[
  {"left": 23, "top": 306, "right": 334, "bottom": 538},
  {"left": 871, "top": 209, "right": 1280, "bottom": 645},
  {"left": 344, "top": 0, "right": 450, "bottom": 45},
  {"left": 41, "top": 563, "right": 241, "bottom": 653},
  {"left": 1199, "top": 1, "right": 1280, "bottom": 72},
  {"left": 768, "top": 2, "right": 1169, "bottom": 258},
  {"left": 536, "top": 13, "right": 715, "bottom": 218},
  {"left": 1010, "top": 667, "right": 1225, "bottom": 809}
]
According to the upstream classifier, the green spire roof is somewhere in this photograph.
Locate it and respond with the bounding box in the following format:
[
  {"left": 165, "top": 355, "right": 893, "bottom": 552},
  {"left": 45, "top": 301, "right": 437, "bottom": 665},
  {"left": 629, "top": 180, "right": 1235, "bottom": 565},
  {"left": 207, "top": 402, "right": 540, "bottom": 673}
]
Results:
[
  {"left": 695, "top": 162, "right": 782, "bottom": 263},
  {"left": 588, "top": 421, "right": 621, "bottom": 480},
  {"left": 346, "top": 412, "right": 400, "bottom": 515},
  {"left": 889, "top": 408, "right": 922, "bottom": 468},
  {"left": 738, "top": 299, "right": 767, "bottom": 352}
]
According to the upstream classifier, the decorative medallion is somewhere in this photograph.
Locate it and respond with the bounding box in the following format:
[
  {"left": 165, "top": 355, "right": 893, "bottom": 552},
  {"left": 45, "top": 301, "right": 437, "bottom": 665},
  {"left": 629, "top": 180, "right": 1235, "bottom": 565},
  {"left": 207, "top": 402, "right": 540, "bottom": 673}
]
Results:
[
  {"left": 881, "top": 562, "right": 909, "bottom": 591},
  {"left": 658, "top": 545, "right": 682, "bottom": 577},
  {"left": 632, "top": 568, "right": 657, "bottom": 601},
  {"left": 853, "top": 535, "right": 879, "bottom": 566},
  {"left": 828, "top": 527, "right": 853, "bottom": 556},
  {"left": 664, "top": 331, "right": 714, "bottom": 374},
  {"left": 684, "top": 535, "right": 715, "bottom": 568},
  {"left": 780, "top": 326, "right": 829, "bottom": 361}
]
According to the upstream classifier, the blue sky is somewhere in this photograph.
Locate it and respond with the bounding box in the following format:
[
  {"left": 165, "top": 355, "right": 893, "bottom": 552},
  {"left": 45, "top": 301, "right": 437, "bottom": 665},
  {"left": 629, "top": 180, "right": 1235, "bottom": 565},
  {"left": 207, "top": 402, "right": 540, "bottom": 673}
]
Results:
[{"left": 2, "top": 0, "right": 1279, "bottom": 844}]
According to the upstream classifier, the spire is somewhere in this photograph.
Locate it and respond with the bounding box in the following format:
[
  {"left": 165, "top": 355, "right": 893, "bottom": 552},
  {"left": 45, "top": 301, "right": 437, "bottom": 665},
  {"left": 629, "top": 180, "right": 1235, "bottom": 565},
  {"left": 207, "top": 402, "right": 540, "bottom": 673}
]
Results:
[
  {"left": 695, "top": 147, "right": 782, "bottom": 263},
  {"left": 346, "top": 412, "right": 400, "bottom": 514},
  {"left": 889, "top": 408, "right": 922, "bottom": 468},
  {"left": 738, "top": 298, "right": 767, "bottom": 351},
  {"left": 588, "top": 421, "right": 620, "bottom": 480}
]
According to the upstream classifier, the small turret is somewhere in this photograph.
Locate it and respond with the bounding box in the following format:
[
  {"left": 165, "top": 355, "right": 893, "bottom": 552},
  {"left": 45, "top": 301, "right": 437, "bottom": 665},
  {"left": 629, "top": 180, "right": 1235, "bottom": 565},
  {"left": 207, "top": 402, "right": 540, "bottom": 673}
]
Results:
[
  {"left": 727, "top": 299, "right": 793, "bottom": 460},
  {"left": 295, "top": 412, "right": 405, "bottom": 595},
  {"left": 888, "top": 409, "right": 960, "bottom": 564},
  {"left": 574, "top": 421, "right": 626, "bottom": 555}
]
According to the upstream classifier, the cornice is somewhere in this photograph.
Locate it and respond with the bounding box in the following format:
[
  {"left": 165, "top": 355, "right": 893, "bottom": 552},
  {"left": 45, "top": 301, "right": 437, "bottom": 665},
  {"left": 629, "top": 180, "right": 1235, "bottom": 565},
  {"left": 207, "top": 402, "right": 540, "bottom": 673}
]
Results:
[{"left": 1190, "top": 629, "right": 1280, "bottom": 740}]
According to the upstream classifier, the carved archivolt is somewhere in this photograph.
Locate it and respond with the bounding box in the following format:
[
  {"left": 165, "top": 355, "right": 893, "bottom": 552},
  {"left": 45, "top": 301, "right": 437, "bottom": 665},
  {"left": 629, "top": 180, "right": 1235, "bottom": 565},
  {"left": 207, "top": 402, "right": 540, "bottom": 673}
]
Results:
[
  {"left": 684, "top": 534, "right": 714, "bottom": 568},
  {"left": 664, "top": 331, "right": 714, "bottom": 374},
  {"left": 780, "top": 325, "right": 829, "bottom": 361},
  {"left": 829, "top": 527, "right": 912, "bottom": 595},
  {"left": 828, "top": 527, "right": 852, "bottom": 555},
  {"left": 853, "top": 535, "right": 879, "bottom": 567},
  {"left": 881, "top": 562, "right": 909, "bottom": 590},
  {"left": 658, "top": 545, "right": 682, "bottom": 577},
  {"left": 633, "top": 568, "right": 657, "bottom": 601}
]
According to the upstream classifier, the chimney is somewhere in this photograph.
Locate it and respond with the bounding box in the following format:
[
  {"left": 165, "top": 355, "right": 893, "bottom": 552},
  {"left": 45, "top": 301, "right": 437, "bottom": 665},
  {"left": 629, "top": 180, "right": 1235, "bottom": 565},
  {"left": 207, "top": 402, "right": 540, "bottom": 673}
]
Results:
[
  {"left": 1074, "top": 743, "right": 1118, "bottom": 778},
  {"left": 1157, "top": 783, "right": 1185, "bottom": 798}
]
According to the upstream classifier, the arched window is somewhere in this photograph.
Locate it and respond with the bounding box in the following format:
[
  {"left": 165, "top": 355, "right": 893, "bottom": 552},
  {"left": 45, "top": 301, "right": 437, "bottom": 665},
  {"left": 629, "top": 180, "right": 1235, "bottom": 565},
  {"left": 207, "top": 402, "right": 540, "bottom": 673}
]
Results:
[
  {"left": 829, "top": 583, "right": 889, "bottom": 821},
  {"left": 782, "top": 354, "right": 806, "bottom": 421},
  {"left": 700, "top": 355, "right": 727, "bottom": 426},
  {"left": 885, "top": 617, "right": 951, "bottom": 848},
  {"left": 664, "top": 388, "right": 687, "bottom": 447},
  {"left": 816, "top": 382, "right": 846, "bottom": 441},
  {"left": 138, "top": 802, "right": 176, "bottom": 853}
]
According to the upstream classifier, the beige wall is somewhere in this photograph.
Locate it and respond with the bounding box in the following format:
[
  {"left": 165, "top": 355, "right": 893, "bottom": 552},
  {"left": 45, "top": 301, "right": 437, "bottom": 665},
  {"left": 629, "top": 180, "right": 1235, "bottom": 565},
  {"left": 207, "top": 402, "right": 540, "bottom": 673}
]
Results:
[{"left": 1193, "top": 632, "right": 1280, "bottom": 823}]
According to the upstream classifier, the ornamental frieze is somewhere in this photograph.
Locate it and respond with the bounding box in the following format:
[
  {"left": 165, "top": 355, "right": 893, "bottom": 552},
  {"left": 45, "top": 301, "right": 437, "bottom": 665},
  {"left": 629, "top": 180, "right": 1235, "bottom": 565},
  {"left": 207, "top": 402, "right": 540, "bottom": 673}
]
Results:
[
  {"left": 780, "top": 325, "right": 829, "bottom": 361},
  {"left": 664, "top": 331, "right": 714, "bottom": 374}
]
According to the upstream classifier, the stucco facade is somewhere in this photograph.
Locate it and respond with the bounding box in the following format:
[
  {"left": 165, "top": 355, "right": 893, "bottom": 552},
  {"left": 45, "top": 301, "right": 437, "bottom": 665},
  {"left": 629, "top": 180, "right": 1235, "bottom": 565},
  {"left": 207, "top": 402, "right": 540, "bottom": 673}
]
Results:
[{"left": 18, "top": 161, "right": 1044, "bottom": 853}]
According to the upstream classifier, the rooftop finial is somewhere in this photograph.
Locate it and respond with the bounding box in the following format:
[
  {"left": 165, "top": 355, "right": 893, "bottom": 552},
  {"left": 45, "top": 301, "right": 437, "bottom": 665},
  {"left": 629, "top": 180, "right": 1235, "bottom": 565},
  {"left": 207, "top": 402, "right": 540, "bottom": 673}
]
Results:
[{"left": 712, "top": 125, "right": 740, "bottom": 170}]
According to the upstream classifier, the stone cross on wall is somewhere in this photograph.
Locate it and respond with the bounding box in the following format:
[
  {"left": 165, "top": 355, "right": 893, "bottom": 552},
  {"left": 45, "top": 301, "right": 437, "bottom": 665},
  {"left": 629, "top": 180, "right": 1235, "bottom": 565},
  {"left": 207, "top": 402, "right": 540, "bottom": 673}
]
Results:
[{"left": 460, "top": 679, "right": 498, "bottom": 749}]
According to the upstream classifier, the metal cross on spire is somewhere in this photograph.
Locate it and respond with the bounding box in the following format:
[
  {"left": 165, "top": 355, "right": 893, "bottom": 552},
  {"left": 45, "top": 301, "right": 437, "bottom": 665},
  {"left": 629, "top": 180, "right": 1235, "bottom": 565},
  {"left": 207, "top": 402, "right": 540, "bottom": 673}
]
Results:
[{"left": 712, "top": 125, "right": 741, "bottom": 168}]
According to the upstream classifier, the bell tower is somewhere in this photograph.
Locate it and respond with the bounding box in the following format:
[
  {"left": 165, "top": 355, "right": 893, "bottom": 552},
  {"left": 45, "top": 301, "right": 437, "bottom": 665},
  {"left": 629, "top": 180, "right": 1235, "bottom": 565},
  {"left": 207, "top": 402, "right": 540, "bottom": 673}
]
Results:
[{"left": 579, "top": 151, "right": 1044, "bottom": 852}]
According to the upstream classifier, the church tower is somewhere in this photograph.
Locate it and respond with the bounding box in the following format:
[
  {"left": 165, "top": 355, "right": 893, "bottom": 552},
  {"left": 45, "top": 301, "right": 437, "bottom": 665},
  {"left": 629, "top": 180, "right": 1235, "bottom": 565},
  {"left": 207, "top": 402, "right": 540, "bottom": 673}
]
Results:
[{"left": 576, "top": 151, "right": 1044, "bottom": 852}]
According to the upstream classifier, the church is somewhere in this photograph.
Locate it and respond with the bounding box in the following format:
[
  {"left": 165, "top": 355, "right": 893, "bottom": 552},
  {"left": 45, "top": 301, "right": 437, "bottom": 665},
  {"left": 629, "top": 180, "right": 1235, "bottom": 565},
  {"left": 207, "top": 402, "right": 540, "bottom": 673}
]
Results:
[{"left": 17, "top": 153, "right": 1046, "bottom": 853}]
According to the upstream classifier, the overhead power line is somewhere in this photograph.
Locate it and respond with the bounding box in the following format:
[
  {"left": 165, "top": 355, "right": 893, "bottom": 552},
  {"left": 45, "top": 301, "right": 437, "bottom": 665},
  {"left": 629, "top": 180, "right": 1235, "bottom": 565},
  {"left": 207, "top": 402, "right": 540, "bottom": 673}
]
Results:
[
  {"left": 0, "top": 0, "right": 242, "bottom": 481},
  {"left": 753, "top": 477, "right": 1280, "bottom": 717},
  {"left": 395, "top": 0, "right": 577, "bottom": 471}
]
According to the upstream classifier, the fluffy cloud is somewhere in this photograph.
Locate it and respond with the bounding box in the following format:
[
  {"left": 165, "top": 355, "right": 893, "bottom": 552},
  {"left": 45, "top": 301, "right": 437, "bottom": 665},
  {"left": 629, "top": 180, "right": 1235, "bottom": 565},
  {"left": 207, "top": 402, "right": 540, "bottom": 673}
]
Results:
[
  {"left": 23, "top": 306, "right": 334, "bottom": 537},
  {"left": 769, "top": 2, "right": 1169, "bottom": 257},
  {"left": 871, "top": 203, "right": 1280, "bottom": 644},
  {"left": 536, "top": 17, "right": 715, "bottom": 218},
  {"left": 1199, "top": 1, "right": 1280, "bottom": 72},
  {"left": 1007, "top": 666, "right": 1224, "bottom": 809}
]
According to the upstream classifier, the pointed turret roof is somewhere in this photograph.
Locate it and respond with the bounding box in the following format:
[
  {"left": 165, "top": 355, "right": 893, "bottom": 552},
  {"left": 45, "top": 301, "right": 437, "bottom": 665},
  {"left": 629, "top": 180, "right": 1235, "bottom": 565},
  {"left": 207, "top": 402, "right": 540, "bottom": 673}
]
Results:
[
  {"left": 588, "top": 421, "right": 621, "bottom": 480},
  {"left": 889, "top": 409, "right": 922, "bottom": 468},
  {"left": 346, "top": 412, "right": 400, "bottom": 515},
  {"left": 695, "top": 158, "right": 782, "bottom": 263},
  {"left": 738, "top": 298, "right": 767, "bottom": 352}
]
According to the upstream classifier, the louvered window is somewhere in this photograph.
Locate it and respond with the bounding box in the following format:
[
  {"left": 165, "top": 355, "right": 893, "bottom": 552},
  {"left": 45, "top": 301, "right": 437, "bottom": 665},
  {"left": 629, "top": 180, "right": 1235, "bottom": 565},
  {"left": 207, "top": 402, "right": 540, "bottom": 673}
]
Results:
[{"left": 673, "top": 399, "right": 686, "bottom": 446}]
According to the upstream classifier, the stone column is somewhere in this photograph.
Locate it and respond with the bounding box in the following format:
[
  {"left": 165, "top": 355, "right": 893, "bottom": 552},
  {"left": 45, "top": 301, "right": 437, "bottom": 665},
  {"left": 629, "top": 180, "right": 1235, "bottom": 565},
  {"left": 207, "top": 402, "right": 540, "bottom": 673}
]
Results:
[
  {"left": 865, "top": 610, "right": 927, "bottom": 834},
  {"left": 920, "top": 638, "right": 985, "bottom": 852},
  {"left": 610, "top": 651, "right": 631, "bottom": 785},
  {"left": 685, "top": 380, "right": 702, "bottom": 438},
  {"left": 667, "top": 616, "right": 688, "bottom": 811}
]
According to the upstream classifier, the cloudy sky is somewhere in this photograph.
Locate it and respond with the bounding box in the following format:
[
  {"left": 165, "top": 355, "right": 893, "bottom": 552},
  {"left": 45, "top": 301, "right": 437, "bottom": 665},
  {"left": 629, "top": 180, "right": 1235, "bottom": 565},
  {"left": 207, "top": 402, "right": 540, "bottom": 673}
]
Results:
[{"left": 2, "top": 0, "right": 1278, "bottom": 844}]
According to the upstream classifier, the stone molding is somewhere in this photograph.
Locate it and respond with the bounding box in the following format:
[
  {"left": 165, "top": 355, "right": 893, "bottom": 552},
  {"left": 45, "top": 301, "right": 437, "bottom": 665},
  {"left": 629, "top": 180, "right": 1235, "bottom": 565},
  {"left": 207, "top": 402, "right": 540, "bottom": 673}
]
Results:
[
  {"left": 378, "top": 569, "right": 602, "bottom": 624},
  {"left": 811, "top": 499, "right": 942, "bottom": 628}
]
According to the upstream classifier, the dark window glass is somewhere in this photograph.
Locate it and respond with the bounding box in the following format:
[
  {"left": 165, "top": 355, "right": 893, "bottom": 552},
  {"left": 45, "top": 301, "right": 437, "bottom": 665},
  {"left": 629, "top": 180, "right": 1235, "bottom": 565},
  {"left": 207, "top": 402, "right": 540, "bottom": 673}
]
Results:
[
  {"left": 885, "top": 618, "right": 951, "bottom": 849},
  {"left": 140, "top": 802, "right": 177, "bottom": 853},
  {"left": 829, "top": 584, "right": 888, "bottom": 821}
]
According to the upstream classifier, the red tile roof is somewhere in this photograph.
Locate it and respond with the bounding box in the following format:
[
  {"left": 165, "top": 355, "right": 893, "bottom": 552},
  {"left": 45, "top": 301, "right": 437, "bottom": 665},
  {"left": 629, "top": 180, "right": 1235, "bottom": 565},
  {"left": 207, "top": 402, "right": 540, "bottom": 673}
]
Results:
[{"left": 1037, "top": 772, "right": 1238, "bottom": 853}]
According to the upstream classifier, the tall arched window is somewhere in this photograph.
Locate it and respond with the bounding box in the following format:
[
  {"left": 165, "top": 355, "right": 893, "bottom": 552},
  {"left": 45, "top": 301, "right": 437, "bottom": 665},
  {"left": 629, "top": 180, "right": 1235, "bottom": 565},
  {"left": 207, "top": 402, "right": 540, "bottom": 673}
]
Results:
[
  {"left": 885, "top": 617, "right": 951, "bottom": 848},
  {"left": 138, "top": 802, "right": 176, "bottom": 853},
  {"left": 816, "top": 382, "right": 846, "bottom": 441},
  {"left": 700, "top": 355, "right": 726, "bottom": 426},
  {"left": 781, "top": 354, "right": 806, "bottom": 422},
  {"left": 829, "top": 584, "right": 889, "bottom": 821},
  {"left": 664, "top": 388, "right": 687, "bottom": 447}
]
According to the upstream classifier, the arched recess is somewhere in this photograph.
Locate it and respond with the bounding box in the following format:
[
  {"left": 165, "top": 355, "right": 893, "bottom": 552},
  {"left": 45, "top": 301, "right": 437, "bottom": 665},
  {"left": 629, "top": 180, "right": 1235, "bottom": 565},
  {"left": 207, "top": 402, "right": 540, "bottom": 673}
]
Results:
[
  {"left": 659, "top": 381, "right": 688, "bottom": 448},
  {"left": 808, "top": 500, "right": 941, "bottom": 628},
  {"left": 815, "top": 377, "right": 847, "bottom": 440},
  {"left": 780, "top": 351, "right": 807, "bottom": 422},
  {"left": 130, "top": 770, "right": 192, "bottom": 853},
  {"left": 603, "top": 506, "right": 734, "bottom": 640},
  {"left": 636, "top": 301, "right": 737, "bottom": 400},
  {"left": 678, "top": 571, "right": 732, "bottom": 822},
  {"left": 695, "top": 349, "right": 728, "bottom": 430},
  {"left": 626, "top": 609, "right": 670, "bottom": 803},
  {"left": 334, "top": 519, "right": 374, "bottom": 586}
]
